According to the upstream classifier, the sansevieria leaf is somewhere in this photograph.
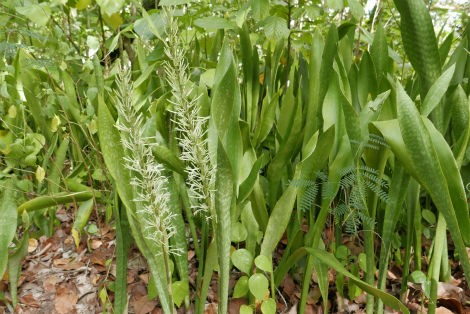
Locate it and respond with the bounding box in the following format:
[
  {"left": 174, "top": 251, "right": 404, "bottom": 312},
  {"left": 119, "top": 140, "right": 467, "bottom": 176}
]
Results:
[
  {"left": 97, "top": 96, "right": 173, "bottom": 313},
  {"left": 0, "top": 179, "right": 17, "bottom": 278},
  {"left": 373, "top": 83, "right": 470, "bottom": 282},
  {"left": 306, "top": 248, "right": 410, "bottom": 314}
]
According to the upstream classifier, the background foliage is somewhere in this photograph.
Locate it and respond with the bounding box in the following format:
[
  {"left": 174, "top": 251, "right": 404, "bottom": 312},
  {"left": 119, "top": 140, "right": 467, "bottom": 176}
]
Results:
[{"left": 1, "top": 0, "right": 469, "bottom": 313}]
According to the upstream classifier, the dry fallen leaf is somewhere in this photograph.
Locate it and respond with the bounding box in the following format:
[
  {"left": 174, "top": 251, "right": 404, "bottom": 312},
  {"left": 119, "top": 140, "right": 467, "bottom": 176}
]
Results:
[
  {"left": 28, "top": 238, "right": 38, "bottom": 253},
  {"left": 228, "top": 298, "right": 248, "bottom": 314},
  {"left": 54, "top": 285, "right": 78, "bottom": 314},
  {"left": 282, "top": 275, "right": 296, "bottom": 296},
  {"left": 133, "top": 296, "right": 157, "bottom": 314},
  {"left": 91, "top": 239, "right": 103, "bottom": 249},
  {"left": 43, "top": 275, "right": 61, "bottom": 293},
  {"left": 436, "top": 307, "right": 454, "bottom": 314},
  {"left": 204, "top": 303, "right": 217, "bottom": 314}
]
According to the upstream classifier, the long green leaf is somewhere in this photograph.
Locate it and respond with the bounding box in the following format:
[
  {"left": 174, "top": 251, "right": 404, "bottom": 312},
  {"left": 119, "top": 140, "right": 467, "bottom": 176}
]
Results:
[
  {"left": 306, "top": 248, "right": 410, "bottom": 314},
  {"left": 373, "top": 83, "right": 470, "bottom": 283},
  {"left": 8, "top": 233, "right": 29, "bottom": 307},
  {"left": 113, "top": 196, "right": 130, "bottom": 314},
  {"left": 421, "top": 64, "right": 455, "bottom": 117},
  {"left": 17, "top": 191, "right": 94, "bottom": 214},
  {"left": 0, "top": 179, "right": 17, "bottom": 278},
  {"left": 393, "top": 0, "right": 441, "bottom": 94},
  {"left": 211, "top": 41, "right": 242, "bottom": 185},
  {"left": 215, "top": 140, "right": 233, "bottom": 314}
]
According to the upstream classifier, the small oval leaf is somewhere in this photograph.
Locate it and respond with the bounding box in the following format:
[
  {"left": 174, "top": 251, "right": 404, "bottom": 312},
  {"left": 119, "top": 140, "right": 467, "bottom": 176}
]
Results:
[
  {"left": 231, "top": 249, "right": 253, "bottom": 274},
  {"left": 248, "top": 273, "right": 269, "bottom": 301}
]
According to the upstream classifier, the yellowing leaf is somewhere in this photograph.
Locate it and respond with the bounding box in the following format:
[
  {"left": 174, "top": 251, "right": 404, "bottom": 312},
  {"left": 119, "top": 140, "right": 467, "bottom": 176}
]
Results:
[
  {"left": 103, "top": 13, "right": 123, "bottom": 31},
  {"left": 76, "top": 0, "right": 91, "bottom": 10},
  {"left": 35, "top": 166, "right": 45, "bottom": 183},
  {"left": 50, "top": 115, "right": 61, "bottom": 133},
  {"left": 8, "top": 105, "right": 17, "bottom": 118}
]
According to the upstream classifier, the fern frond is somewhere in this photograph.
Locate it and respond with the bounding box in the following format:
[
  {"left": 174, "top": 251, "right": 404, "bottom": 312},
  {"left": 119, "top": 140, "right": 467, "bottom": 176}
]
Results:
[{"left": 300, "top": 183, "right": 319, "bottom": 212}]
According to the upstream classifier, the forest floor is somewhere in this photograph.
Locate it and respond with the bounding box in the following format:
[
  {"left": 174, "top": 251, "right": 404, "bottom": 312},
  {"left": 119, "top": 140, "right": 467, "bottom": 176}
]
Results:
[{"left": 1, "top": 207, "right": 469, "bottom": 314}]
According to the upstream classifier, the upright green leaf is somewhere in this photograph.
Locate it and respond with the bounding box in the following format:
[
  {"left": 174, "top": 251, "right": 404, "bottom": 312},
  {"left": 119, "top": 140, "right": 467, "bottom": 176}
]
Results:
[
  {"left": 306, "top": 249, "right": 410, "bottom": 314},
  {"left": 211, "top": 42, "right": 242, "bottom": 185},
  {"left": 421, "top": 64, "right": 455, "bottom": 117},
  {"left": 393, "top": 0, "right": 441, "bottom": 94},
  {"left": 0, "top": 179, "right": 16, "bottom": 278},
  {"left": 215, "top": 140, "right": 233, "bottom": 314},
  {"left": 373, "top": 83, "right": 470, "bottom": 283}
]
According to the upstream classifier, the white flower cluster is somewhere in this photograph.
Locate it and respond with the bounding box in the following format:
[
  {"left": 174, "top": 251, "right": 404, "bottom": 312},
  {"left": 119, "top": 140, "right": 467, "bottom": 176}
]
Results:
[
  {"left": 115, "top": 66, "right": 177, "bottom": 253},
  {"left": 162, "top": 9, "right": 215, "bottom": 219}
]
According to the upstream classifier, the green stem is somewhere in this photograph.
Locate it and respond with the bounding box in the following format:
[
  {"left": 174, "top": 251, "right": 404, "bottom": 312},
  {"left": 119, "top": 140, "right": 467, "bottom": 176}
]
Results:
[{"left": 428, "top": 213, "right": 446, "bottom": 314}]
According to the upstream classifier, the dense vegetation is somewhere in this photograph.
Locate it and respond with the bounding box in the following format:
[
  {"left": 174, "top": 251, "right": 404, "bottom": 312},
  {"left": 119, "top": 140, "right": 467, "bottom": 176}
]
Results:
[{"left": 1, "top": 0, "right": 469, "bottom": 313}]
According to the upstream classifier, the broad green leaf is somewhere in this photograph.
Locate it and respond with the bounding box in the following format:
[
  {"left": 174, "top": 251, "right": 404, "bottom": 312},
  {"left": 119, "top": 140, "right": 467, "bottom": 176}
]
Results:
[
  {"left": 261, "top": 16, "right": 290, "bottom": 41},
  {"left": 261, "top": 298, "right": 276, "bottom": 314},
  {"left": 306, "top": 248, "right": 409, "bottom": 313},
  {"left": 254, "top": 255, "right": 273, "bottom": 273},
  {"left": 240, "top": 305, "right": 254, "bottom": 314},
  {"left": 172, "top": 280, "right": 189, "bottom": 307},
  {"left": 0, "top": 179, "right": 16, "bottom": 278},
  {"left": 248, "top": 273, "right": 269, "bottom": 301},
  {"left": 137, "top": 11, "right": 165, "bottom": 41},
  {"left": 231, "top": 221, "right": 248, "bottom": 243},
  {"left": 251, "top": 0, "right": 269, "bottom": 21},
  {"left": 231, "top": 249, "right": 254, "bottom": 274},
  {"left": 16, "top": 4, "right": 51, "bottom": 27},
  {"left": 421, "top": 64, "right": 455, "bottom": 117},
  {"left": 233, "top": 276, "right": 249, "bottom": 298},
  {"left": 194, "top": 17, "right": 237, "bottom": 30},
  {"left": 348, "top": 0, "right": 364, "bottom": 20},
  {"left": 95, "top": 0, "right": 125, "bottom": 16}
]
